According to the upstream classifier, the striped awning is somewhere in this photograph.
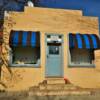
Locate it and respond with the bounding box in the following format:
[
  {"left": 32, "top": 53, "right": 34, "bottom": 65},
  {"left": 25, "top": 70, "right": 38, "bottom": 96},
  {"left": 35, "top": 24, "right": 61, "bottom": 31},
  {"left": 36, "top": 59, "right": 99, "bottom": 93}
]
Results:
[
  {"left": 69, "top": 33, "right": 100, "bottom": 49},
  {"left": 9, "top": 30, "right": 40, "bottom": 47}
]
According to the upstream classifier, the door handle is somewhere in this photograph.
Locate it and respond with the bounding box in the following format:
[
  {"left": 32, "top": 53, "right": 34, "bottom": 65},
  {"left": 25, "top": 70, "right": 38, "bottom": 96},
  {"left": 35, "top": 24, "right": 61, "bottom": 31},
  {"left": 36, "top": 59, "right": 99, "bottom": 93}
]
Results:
[{"left": 47, "top": 55, "right": 49, "bottom": 58}]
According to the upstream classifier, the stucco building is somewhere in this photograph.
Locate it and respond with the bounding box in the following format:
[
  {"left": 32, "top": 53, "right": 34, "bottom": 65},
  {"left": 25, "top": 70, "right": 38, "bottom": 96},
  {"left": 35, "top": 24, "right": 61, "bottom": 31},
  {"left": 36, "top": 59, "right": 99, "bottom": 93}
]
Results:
[{"left": 0, "top": 6, "right": 100, "bottom": 91}]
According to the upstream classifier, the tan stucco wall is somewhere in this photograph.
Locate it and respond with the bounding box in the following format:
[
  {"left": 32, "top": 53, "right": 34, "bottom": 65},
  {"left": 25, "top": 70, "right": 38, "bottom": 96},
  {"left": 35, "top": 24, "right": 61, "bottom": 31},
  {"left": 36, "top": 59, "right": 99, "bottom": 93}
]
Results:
[
  {"left": 2, "top": 7, "right": 100, "bottom": 91},
  {"left": 7, "top": 7, "right": 98, "bottom": 34}
]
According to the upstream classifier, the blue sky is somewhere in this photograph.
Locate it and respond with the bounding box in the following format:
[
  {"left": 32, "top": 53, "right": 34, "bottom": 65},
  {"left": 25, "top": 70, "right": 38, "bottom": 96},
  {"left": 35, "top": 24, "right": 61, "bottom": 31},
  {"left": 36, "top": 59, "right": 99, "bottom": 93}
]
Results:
[
  {"left": 3, "top": 0, "right": 100, "bottom": 17},
  {"left": 37, "top": 0, "right": 100, "bottom": 17}
]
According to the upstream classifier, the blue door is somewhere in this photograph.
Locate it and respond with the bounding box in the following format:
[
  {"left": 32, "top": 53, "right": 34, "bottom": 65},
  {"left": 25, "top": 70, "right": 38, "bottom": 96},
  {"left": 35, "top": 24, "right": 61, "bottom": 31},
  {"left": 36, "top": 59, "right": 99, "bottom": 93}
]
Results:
[{"left": 46, "top": 42, "right": 63, "bottom": 77}]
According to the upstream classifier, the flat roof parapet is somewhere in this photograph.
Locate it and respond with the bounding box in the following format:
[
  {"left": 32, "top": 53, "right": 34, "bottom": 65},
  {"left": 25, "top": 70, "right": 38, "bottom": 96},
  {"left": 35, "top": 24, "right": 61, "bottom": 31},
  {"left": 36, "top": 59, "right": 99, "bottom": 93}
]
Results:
[{"left": 24, "top": 7, "right": 83, "bottom": 16}]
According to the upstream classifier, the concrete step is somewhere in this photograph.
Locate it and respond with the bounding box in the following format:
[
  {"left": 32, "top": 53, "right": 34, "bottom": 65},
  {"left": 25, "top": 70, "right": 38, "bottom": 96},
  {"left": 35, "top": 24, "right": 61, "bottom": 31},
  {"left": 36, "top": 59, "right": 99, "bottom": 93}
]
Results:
[
  {"left": 29, "top": 80, "right": 91, "bottom": 96},
  {"left": 39, "top": 84, "right": 79, "bottom": 90},
  {"left": 29, "top": 89, "right": 91, "bottom": 96},
  {"left": 46, "top": 78, "right": 65, "bottom": 84}
]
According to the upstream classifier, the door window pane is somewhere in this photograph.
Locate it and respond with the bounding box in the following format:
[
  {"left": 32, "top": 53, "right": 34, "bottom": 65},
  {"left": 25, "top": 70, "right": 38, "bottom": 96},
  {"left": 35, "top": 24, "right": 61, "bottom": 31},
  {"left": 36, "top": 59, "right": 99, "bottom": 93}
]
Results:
[{"left": 49, "top": 46, "right": 59, "bottom": 55}]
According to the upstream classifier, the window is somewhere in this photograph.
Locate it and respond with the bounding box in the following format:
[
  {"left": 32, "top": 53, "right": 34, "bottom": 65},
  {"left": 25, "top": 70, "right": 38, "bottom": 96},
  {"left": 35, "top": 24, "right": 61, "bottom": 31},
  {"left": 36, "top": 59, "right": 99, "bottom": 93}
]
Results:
[
  {"left": 69, "top": 48, "right": 95, "bottom": 67},
  {"left": 9, "top": 30, "right": 40, "bottom": 67},
  {"left": 68, "top": 33, "right": 99, "bottom": 67},
  {"left": 10, "top": 46, "right": 40, "bottom": 67}
]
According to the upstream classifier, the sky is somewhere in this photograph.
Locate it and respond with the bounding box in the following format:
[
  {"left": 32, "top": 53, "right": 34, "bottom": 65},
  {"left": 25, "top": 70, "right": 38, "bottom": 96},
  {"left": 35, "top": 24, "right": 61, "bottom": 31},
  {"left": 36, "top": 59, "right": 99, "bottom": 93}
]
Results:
[
  {"left": 1, "top": 0, "right": 100, "bottom": 17},
  {"left": 37, "top": 0, "right": 100, "bottom": 17}
]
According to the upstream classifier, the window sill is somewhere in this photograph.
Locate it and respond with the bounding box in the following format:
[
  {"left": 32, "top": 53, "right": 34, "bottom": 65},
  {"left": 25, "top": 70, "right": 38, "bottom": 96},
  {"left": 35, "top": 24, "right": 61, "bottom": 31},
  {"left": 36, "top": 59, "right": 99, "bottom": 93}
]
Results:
[
  {"left": 68, "top": 63, "right": 95, "bottom": 68},
  {"left": 9, "top": 63, "right": 40, "bottom": 68}
]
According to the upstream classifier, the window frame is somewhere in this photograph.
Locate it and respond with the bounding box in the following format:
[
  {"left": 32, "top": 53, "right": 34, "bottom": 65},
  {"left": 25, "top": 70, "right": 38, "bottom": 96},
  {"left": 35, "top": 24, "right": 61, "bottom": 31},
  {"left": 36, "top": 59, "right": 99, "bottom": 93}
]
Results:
[{"left": 68, "top": 34, "right": 95, "bottom": 67}]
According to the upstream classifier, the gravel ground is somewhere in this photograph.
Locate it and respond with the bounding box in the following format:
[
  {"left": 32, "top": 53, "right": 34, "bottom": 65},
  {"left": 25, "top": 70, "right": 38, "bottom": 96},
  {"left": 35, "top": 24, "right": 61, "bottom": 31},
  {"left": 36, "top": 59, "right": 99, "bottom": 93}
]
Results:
[{"left": 0, "top": 91, "right": 100, "bottom": 100}]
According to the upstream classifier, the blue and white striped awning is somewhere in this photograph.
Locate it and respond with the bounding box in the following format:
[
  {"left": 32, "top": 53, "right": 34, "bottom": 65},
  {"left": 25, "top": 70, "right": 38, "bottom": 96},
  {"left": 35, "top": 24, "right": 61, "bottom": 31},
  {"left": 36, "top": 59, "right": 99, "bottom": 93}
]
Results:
[
  {"left": 69, "top": 33, "right": 100, "bottom": 49},
  {"left": 9, "top": 30, "right": 40, "bottom": 47}
]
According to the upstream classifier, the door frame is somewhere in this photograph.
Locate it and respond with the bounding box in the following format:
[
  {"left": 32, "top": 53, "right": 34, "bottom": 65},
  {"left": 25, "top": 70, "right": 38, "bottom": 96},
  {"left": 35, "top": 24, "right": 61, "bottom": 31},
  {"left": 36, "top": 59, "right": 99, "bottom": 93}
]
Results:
[{"left": 45, "top": 33, "right": 64, "bottom": 78}]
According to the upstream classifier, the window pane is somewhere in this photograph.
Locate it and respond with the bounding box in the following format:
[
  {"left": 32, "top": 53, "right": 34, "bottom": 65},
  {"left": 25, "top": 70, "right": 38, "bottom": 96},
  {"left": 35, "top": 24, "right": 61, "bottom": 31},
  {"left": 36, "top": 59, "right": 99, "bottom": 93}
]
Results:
[
  {"left": 49, "top": 46, "right": 59, "bottom": 55},
  {"left": 70, "top": 49, "right": 94, "bottom": 65},
  {"left": 12, "top": 46, "right": 40, "bottom": 65}
]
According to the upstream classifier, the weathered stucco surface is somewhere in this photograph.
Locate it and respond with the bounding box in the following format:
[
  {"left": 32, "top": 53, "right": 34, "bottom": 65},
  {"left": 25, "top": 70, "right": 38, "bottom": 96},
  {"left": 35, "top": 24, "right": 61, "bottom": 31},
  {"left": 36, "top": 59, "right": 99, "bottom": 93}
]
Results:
[{"left": 2, "top": 7, "right": 100, "bottom": 91}]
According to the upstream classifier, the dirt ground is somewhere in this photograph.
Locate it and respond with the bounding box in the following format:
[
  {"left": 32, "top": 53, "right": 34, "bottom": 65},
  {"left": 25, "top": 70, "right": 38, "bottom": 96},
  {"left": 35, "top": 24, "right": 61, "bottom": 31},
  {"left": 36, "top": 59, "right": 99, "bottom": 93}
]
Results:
[{"left": 0, "top": 91, "right": 100, "bottom": 100}]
